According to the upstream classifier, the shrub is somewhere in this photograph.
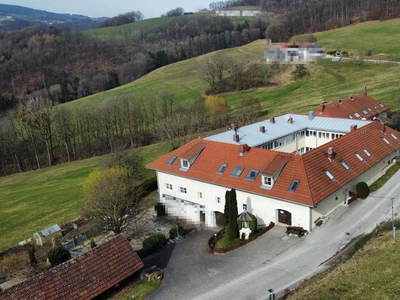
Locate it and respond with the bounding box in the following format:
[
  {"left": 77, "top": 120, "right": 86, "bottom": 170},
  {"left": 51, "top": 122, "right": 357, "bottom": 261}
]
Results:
[
  {"left": 47, "top": 245, "right": 71, "bottom": 266},
  {"left": 291, "top": 65, "right": 310, "bottom": 80},
  {"left": 356, "top": 182, "right": 370, "bottom": 199},
  {"left": 142, "top": 233, "right": 166, "bottom": 251},
  {"left": 169, "top": 225, "right": 184, "bottom": 239},
  {"left": 90, "top": 239, "right": 96, "bottom": 249},
  {"left": 215, "top": 235, "right": 241, "bottom": 249}
]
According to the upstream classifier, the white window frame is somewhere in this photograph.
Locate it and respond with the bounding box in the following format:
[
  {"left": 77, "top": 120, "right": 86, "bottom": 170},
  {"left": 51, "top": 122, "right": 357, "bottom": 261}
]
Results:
[
  {"left": 179, "top": 187, "right": 187, "bottom": 194},
  {"left": 165, "top": 183, "right": 173, "bottom": 190},
  {"left": 216, "top": 196, "right": 221, "bottom": 204},
  {"left": 181, "top": 159, "right": 189, "bottom": 169},
  {"left": 325, "top": 170, "right": 335, "bottom": 180},
  {"left": 262, "top": 176, "right": 273, "bottom": 186},
  {"left": 198, "top": 192, "right": 203, "bottom": 199}
]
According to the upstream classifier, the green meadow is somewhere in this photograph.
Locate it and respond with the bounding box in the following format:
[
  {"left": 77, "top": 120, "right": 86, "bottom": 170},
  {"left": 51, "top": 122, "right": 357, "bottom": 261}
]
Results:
[
  {"left": 0, "top": 143, "right": 170, "bottom": 250},
  {"left": 1, "top": 19, "right": 400, "bottom": 250}
]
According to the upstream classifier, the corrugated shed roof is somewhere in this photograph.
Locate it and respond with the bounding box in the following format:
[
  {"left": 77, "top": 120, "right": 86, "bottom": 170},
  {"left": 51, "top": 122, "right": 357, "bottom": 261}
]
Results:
[
  {"left": 0, "top": 235, "right": 144, "bottom": 300},
  {"left": 39, "top": 224, "right": 61, "bottom": 237},
  {"left": 147, "top": 122, "right": 400, "bottom": 207}
]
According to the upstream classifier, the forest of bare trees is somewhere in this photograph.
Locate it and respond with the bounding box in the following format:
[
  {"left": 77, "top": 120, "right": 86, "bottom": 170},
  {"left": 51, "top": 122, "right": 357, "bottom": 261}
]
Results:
[
  {"left": 0, "top": 89, "right": 263, "bottom": 176},
  {"left": 0, "top": 15, "right": 268, "bottom": 114}
]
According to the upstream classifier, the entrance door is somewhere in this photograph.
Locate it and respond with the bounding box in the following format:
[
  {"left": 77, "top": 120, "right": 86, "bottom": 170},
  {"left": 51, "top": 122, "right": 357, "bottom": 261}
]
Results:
[
  {"left": 215, "top": 212, "right": 225, "bottom": 227},
  {"left": 278, "top": 209, "right": 292, "bottom": 225}
]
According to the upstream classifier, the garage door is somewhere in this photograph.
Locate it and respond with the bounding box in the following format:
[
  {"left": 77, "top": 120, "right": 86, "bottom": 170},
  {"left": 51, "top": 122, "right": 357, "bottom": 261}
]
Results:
[{"left": 278, "top": 209, "right": 292, "bottom": 225}]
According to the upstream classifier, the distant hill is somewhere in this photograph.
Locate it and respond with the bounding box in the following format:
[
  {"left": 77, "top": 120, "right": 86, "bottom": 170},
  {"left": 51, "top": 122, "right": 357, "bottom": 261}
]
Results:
[{"left": 0, "top": 4, "right": 107, "bottom": 31}]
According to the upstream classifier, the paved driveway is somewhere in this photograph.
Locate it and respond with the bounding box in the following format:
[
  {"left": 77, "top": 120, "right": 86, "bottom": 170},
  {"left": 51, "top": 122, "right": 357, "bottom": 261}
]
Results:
[
  {"left": 146, "top": 170, "right": 400, "bottom": 300},
  {"left": 146, "top": 226, "right": 302, "bottom": 300}
]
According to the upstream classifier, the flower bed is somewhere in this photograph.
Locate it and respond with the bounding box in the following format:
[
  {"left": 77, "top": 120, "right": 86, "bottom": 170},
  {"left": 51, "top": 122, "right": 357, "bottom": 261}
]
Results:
[{"left": 207, "top": 222, "right": 275, "bottom": 254}]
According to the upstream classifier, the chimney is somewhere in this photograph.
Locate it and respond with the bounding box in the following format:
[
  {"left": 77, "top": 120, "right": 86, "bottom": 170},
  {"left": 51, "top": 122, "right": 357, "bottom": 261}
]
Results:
[
  {"left": 240, "top": 144, "right": 250, "bottom": 153},
  {"left": 259, "top": 126, "right": 265, "bottom": 133},
  {"left": 382, "top": 122, "right": 385, "bottom": 133},
  {"left": 350, "top": 124, "right": 358, "bottom": 132},
  {"left": 288, "top": 116, "right": 293, "bottom": 123},
  {"left": 364, "top": 86, "right": 367, "bottom": 95},
  {"left": 338, "top": 99, "right": 342, "bottom": 104},
  {"left": 328, "top": 147, "right": 336, "bottom": 161},
  {"left": 320, "top": 102, "right": 325, "bottom": 112},
  {"left": 308, "top": 111, "right": 315, "bottom": 120},
  {"left": 270, "top": 117, "right": 275, "bottom": 124},
  {"left": 233, "top": 134, "right": 239, "bottom": 142},
  {"left": 349, "top": 95, "right": 354, "bottom": 101}
]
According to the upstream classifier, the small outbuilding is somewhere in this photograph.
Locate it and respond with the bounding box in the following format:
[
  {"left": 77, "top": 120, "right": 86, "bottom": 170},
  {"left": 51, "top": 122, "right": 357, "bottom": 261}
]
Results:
[{"left": 33, "top": 224, "right": 62, "bottom": 246}]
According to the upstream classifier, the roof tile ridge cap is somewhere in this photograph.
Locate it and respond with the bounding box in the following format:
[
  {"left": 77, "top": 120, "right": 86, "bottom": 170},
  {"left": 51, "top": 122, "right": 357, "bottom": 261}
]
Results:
[{"left": 298, "top": 155, "right": 317, "bottom": 206}]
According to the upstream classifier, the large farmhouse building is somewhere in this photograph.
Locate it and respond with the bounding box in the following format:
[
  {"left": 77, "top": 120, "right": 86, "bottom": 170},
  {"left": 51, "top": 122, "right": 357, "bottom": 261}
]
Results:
[
  {"left": 147, "top": 112, "right": 400, "bottom": 231},
  {"left": 314, "top": 92, "right": 390, "bottom": 121}
]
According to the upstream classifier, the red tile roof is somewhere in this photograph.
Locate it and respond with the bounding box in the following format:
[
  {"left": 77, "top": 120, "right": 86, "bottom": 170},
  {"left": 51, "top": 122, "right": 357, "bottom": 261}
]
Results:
[
  {"left": 0, "top": 235, "right": 144, "bottom": 300},
  {"left": 180, "top": 142, "right": 207, "bottom": 159},
  {"left": 261, "top": 153, "right": 290, "bottom": 176},
  {"left": 147, "top": 122, "right": 400, "bottom": 207},
  {"left": 314, "top": 94, "right": 390, "bottom": 120}
]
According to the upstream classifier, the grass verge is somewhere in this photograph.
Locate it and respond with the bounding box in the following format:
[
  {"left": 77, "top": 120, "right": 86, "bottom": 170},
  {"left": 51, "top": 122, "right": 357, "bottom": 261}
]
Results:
[
  {"left": 115, "top": 281, "right": 160, "bottom": 300},
  {"left": 369, "top": 161, "right": 400, "bottom": 192},
  {"left": 286, "top": 227, "right": 400, "bottom": 299}
]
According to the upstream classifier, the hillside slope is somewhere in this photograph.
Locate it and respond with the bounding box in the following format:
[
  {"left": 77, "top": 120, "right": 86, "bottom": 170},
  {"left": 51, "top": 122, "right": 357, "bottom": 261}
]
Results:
[{"left": 68, "top": 18, "right": 400, "bottom": 116}]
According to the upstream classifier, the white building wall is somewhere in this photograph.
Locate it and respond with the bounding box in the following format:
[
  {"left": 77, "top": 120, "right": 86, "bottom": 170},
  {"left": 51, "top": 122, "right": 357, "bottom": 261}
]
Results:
[
  {"left": 312, "top": 150, "right": 398, "bottom": 226},
  {"left": 156, "top": 172, "right": 311, "bottom": 230}
]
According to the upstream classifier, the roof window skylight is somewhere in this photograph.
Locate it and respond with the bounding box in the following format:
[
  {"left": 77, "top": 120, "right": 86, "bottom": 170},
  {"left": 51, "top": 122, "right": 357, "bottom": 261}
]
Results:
[
  {"left": 231, "top": 166, "right": 244, "bottom": 177},
  {"left": 167, "top": 156, "right": 177, "bottom": 165},
  {"left": 379, "top": 103, "right": 385, "bottom": 108},
  {"left": 355, "top": 153, "right": 364, "bottom": 161},
  {"left": 354, "top": 113, "right": 361, "bottom": 118},
  {"left": 383, "top": 138, "right": 390, "bottom": 145},
  {"left": 340, "top": 161, "right": 350, "bottom": 171},
  {"left": 245, "top": 169, "right": 259, "bottom": 180},
  {"left": 362, "top": 110, "right": 368, "bottom": 115},
  {"left": 324, "top": 170, "right": 335, "bottom": 180},
  {"left": 288, "top": 180, "right": 300, "bottom": 192},
  {"left": 391, "top": 133, "right": 398, "bottom": 140},
  {"left": 217, "top": 163, "right": 228, "bottom": 174},
  {"left": 363, "top": 149, "right": 371, "bottom": 157}
]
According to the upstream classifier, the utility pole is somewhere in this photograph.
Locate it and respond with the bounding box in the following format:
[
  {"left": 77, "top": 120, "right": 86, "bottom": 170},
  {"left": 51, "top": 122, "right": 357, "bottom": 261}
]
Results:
[{"left": 391, "top": 197, "right": 396, "bottom": 239}]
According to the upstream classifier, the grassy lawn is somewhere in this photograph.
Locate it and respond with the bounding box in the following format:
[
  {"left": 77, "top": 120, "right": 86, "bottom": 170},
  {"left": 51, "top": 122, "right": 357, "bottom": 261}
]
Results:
[
  {"left": 0, "top": 142, "right": 170, "bottom": 250},
  {"left": 115, "top": 281, "right": 160, "bottom": 300},
  {"left": 84, "top": 17, "right": 171, "bottom": 40},
  {"left": 293, "top": 18, "right": 400, "bottom": 61},
  {"left": 288, "top": 228, "right": 400, "bottom": 299}
]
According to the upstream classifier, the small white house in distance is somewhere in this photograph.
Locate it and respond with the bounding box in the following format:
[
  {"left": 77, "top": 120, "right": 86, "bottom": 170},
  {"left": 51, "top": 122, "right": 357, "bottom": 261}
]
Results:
[
  {"left": 216, "top": 10, "right": 261, "bottom": 17},
  {"left": 147, "top": 113, "right": 400, "bottom": 231},
  {"left": 34, "top": 224, "right": 62, "bottom": 246}
]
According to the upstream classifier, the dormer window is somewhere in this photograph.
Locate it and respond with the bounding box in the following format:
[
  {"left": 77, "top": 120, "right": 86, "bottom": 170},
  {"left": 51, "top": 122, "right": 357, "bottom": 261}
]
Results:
[
  {"left": 181, "top": 159, "right": 189, "bottom": 170},
  {"left": 262, "top": 176, "right": 273, "bottom": 186}
]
